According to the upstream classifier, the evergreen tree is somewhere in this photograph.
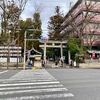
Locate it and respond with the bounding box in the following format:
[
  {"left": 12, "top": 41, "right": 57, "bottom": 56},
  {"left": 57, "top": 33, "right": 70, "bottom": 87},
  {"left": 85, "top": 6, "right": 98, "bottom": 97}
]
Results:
[
  {"left": 18, "top": 19, "right": 33, "bottom": 49},
  {"left": 48, "top": 6, "right": 64, "bottom": 40},
  {"left": 32, "top": 12, "right": 42, "bottom": 50},
  {"left": 67, "top": 37, "right": 86, "bottom": 61},
  {"left": 17, "top": 13, "right": 42, "bottom": 51}
]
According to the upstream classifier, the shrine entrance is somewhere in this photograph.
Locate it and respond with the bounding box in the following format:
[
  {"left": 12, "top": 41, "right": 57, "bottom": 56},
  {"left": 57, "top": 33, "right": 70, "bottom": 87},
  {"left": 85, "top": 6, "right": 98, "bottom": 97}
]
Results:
[{"left": 39, "top": 40, "right": 68, "bottom": 67}]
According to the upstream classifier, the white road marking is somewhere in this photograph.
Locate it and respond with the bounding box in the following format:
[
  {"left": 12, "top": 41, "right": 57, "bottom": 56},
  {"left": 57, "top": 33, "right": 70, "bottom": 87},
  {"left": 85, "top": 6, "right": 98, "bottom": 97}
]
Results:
[
  {"left": 10, "top": 69, "right": 57, "bottom": 81},
  {"left": 2, "top": 93, "right": 74, "bottom": 100},
  {"left": 0, "top": 69, "right": 74, "bottom": 99},
  {"left": 0, "top": 87, "right": 68, "bottom": 95},
  {"left": 0, "top": 81, "right": 60, "bottom": 87},
  {"left": 1, "top": 79, "right": 57, "bottom": 83},
  {"left": 0, "top": 84, "right": 63, "bottom": 90},
  {"left": 0, "top": 70, "right": 8, "bottom": 74}
]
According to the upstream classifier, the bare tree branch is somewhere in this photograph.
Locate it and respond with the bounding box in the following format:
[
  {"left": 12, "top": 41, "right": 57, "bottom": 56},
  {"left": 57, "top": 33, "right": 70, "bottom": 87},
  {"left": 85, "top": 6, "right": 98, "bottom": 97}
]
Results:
[
  {"left": 33, "top": 0, "right": 44, "bottom": 13},
  {"left": 65, "top": 0, "right": 99, "bottom": 50},
  {"left": 0, "top": 0, "right": 28, "bottom": 44}
]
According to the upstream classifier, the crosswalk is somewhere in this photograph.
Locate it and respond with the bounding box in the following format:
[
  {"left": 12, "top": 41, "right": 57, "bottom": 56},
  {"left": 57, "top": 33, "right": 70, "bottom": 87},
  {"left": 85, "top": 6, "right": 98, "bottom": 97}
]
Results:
[{"left": 0, "top": 69, "right": 74, "bottom": 100}]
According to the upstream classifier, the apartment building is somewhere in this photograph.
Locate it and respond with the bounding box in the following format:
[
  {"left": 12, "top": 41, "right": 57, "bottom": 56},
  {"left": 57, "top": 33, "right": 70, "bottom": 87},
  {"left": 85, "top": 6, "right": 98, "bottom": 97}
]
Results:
[{"left": 61, "top": 0, "right": 100, "bottom": 58}]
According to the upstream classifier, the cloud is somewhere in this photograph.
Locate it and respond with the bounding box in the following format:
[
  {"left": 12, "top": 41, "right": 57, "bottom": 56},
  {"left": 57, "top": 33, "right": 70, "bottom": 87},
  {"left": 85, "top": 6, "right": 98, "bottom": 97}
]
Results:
[
  {"left": 21, "top": 0, "right": 78, "bottom": 35},
  {"left": 21, "top": 0, "right": 74, "bottom": 19}
]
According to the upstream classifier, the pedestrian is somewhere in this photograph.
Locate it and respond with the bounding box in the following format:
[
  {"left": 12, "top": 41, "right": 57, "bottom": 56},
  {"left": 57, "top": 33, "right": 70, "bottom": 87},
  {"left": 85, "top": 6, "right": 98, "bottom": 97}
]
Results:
[
  {"left": 28, "top": 59, "right": 33, "bottom": 69},
  {"left": 60, "top": 57, "right": 64, "bottom": 67},
  {"left": 30, "top": 60, "right": 33, "bottom": 66},
  {"left": 42, "top": 60, "right": 45, "bottom": 67},
  {"left": 70, "top": 59, "right": 73, "bottom": 68},
  {"left": 55, "top": 59, "right": 58, "bottom": 65},
  {"left": 73, "top": 61, "right": 76, "bottom": 67}
]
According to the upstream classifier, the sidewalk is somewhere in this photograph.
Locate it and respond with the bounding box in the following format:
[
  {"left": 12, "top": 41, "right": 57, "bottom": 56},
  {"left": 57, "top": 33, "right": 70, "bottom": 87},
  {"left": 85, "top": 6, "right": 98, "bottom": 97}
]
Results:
[
  {"left": 79, "top": 63, "right": 100, "bottom": 69},
  {"left": 45, "top": 61, "right": 69, "bottom": 68}
]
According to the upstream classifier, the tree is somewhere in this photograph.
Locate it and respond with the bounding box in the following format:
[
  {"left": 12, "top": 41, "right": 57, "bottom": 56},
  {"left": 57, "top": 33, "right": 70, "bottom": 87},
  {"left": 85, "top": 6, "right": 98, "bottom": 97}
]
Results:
[
  {"left": 67, "top": 37, "right": 86, "bottom": 60},
  {"left": 32, "top": 12, "right": 42, "bottom": 50},
  {"left": 0, "top": 0, "right": 28, "bottom": 44},
  {"left": 48, "top": 6, "right": 64, "bottom": 40},
  {"left": 63, "top": 0, "right": 100, "bottom": 61},
  {"left": 83, "top": 23, "right": 100, "bottom": 50},
  {"left": 66, "top": 0, "right": 99, "bottom": 50},
  {"left": 16, "top": 12, "right": 42, "bottom": 51},
  {"left": 17, "top": 18, "right": 35, "bottom": 50}
]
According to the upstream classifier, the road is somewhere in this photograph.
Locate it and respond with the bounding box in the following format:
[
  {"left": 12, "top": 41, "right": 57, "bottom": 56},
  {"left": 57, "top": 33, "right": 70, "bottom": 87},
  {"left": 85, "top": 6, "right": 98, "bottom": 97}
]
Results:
[
  {"left": 47, "top": 68, "right": 100, "bottom": 100},
  {"left": 0, "top": 69, "right": 100, "bottom": 100},
  {"left": 0, "top": 69, "right": 73, "bottom": 100}
]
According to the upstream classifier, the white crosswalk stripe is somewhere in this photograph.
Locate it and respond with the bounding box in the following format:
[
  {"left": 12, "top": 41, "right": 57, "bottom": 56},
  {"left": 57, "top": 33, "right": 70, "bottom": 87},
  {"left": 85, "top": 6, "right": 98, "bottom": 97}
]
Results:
[
  {"left": 0, "top": 70, "right": 74, "bottom": 100},
  {"left": 0, "top": 80, "right": 74, "bottom": 100},
  {"left": 0, "top": 81, "right": 60, "bottom": 87},
  {"left": 3, "top": 93, "right": 74, "bottom": 100},
  {"left": 0, "top": 84, "right": 64, "bottom": 91}
]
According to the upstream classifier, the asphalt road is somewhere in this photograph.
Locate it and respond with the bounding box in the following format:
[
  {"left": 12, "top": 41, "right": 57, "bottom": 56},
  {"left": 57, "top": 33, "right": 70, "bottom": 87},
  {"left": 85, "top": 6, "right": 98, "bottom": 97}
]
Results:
[
  {"left": 0, "top": 69, "right": 100, "bottom": 100},
  {"left": 0, "top": 70, "right": 20, "bottom": 79},
  {"left": 0, "top": 69, "right": 73, "bottom": 100},
  {"left": 47, "top": 68, "right": 100, "bottom": 100}
]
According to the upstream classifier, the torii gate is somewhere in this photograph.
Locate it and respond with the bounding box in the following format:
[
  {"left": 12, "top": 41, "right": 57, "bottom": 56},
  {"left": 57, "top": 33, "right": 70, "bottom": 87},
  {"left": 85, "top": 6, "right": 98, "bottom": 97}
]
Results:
[{"left": 39, "top": 40, "right": 68, "bottom": 63}]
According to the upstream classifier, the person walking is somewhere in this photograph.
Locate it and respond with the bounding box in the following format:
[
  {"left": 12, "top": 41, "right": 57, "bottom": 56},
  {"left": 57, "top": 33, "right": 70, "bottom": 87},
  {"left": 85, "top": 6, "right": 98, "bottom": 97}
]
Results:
[
  {"left": 28, "top": 59, "right": 33, "bottom": 69},
  {"left": 60, "top": 57, "right": 64, "bottom": 67}
]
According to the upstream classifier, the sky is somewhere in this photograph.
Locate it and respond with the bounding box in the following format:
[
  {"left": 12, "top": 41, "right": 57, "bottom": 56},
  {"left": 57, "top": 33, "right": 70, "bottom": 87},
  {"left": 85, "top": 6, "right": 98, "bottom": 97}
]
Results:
[{"left": 21, "top": 0, "right": 78, "bottom": 37}]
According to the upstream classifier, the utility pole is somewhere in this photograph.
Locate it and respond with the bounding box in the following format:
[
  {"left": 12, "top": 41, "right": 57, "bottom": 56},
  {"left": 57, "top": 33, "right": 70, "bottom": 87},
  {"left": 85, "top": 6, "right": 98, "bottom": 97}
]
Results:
[
  {"left": 44, "top": 41, "right": 47, "bottom": 65},
  {"left": 60, "top": 41, "right": 63, "bottom": 58},
  {"left": 23, "top": 31, "right": 26, "bottom": 70},
  {"left": 7, "top": 30, "right": 11, "bottom": 69},
  {"left": 68, "top": 50, "right": 71, "bottom": 65},
  {"left": 16, "top": 32, "right": 19, "bottom": 69}
]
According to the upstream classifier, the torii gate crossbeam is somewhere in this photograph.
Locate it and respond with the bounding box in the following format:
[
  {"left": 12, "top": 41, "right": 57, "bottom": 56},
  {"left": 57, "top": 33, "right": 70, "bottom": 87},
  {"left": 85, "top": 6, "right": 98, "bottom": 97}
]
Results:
[{"left": 39, "top": 40, "right": 67, "bottom": 63}]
